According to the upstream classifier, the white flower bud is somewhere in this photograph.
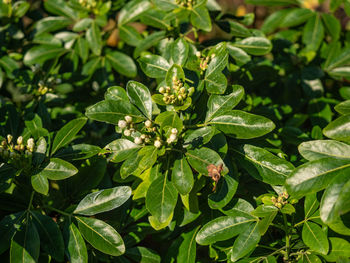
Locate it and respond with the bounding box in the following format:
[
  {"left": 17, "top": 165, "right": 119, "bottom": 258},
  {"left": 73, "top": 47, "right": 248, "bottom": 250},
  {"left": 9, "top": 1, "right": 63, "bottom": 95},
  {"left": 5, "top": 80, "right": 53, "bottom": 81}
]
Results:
[
  {"left": 124, "top": 129, "right": 131, "bottom": 137},
  {"left": 17, "top": 136, "right": 23, "bottom": 145},
  {"left": 169, "top": 133, "right": 177, "bottom": 141},
  {"left": 154, "top": 140, "right": 162, "bottom": 148},
  {"left": 171, "top": 128, "right": 178, "bottom": 134},
  {"left": 145, "top": 120, "right": 152, "bottom": 128},
  {"left": 159, "top": 87, "right": 165, "bottom": 94},
  {"left": 196, "top": 51, "right": 201, "bottom": 57},
  {"left": 125, "top": 115, "right": 133, "bottom": 123},
  {"left": 7, "top": 134, "right": 12, "bottom": 144},
  {"left": 140, "top": 134, "right": 146, "bottom": 139},
  {"left": 211, "top": 53, "right": 216, "bottom": 59},
  {"left": 118, "top": 120, "right": 127, "bottom": 129},
  {"left": 27, "top": 138, "right": 35, "bottom": 152},
  {"left": 134, "top": 137, "right": 142, "bottom": 145}
]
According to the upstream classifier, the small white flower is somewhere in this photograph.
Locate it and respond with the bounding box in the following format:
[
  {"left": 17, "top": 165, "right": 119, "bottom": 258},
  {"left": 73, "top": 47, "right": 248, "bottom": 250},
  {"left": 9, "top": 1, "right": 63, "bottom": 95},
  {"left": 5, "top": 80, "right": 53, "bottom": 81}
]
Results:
[
  {"left": 118, "top": 120, "right": 127, "bottom": 129},
  {"left": 124, "top": 129, "right": 131, "bottom": 137},
  {"left": 140, "top": 134, "right": 146, "bottom": 139},
  {"left": 145, "top": 120, "right": 152, "bottom": 128},
  {"left": 125, "top": 115, "right": 133, "bottom": 123},
  {"left": 195, "top": 51, "right": 201, "bottom": 57},
  {"left": 171, "top": 128, "right": 178, "bottom": 134},
  {"left": 27, "top": 138, "right": 35, "bottom": 151},
  {"left": 17, "top": 136, "right": 23, "bottom": 145},
  {"left": 159, "top": 87, "right": 165, "bottom": 94},
  {"left": 154, "top": 140, "right": 162, "bottom": 148},
  {"left": 134, "top": 137, "right": 142, "bottom": 145},
  {"left": 7, "top": 134, "right": 13, "bottom": 144},
  {"left": 169, "top": 133, "right": 177, "bottom": 141}
]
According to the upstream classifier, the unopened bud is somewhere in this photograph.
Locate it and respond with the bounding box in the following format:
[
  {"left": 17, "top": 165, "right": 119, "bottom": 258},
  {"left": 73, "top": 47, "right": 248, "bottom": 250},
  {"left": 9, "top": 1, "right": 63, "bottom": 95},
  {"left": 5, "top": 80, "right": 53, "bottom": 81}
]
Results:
[
  {"left": 124, "top": 129, "right": 131, "bottom": 137},
  {"left": 169, "top": 133, "right": 177, "bottom": 141},
  {"left": 171, "top": 128, "right": 178, "bottom": 134},
  {"left": 154, "top": 140, "right": 162, "bottom": 148},
  {"left": 17, "top": 136, "right": 23, "bottom": 145},
  {"left": 188, "top": 87, "right": 195, "bottom": 96},
  {"left": 145, "top": 120, "right": 152, "bottom": 128},
  {"left": 159, "top": 87, "right": 165, "bottom": 94},
  {"left": 7, "top": 134, "right": 12, "bottom": 144},
  {"left": 125, "top": 116, "right": 132, "bottom": 123},
  {"left": 134, "top": 137, "right": 142, "bottom": 145},
  {"left": 195, "top": 51, "right": 201, "bottom": 57},
  {"left": 118, "top": 120, "right": 127, "bottom": 129}
]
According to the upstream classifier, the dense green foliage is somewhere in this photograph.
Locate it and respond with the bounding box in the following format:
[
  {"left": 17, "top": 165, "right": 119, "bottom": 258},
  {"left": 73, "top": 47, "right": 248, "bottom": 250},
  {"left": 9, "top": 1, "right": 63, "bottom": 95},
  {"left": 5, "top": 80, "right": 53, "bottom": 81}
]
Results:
[{"left": 1, "top": 0, "right": 350, "bottom": 262}]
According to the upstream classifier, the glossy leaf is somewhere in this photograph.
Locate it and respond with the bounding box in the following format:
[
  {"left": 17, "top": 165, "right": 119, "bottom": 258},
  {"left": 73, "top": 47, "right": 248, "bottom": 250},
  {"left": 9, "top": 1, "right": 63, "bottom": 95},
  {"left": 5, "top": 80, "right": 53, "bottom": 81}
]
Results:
[
  {"left": 118, "top": 0, "right": 151, "bottom": 26},
  {"left": 172, "top": 156, "right": 194, "bottom": 195},
  {"left": 190, "top": 5, "right": 212, "bottom": 32},
  {"left": 177, "top": 227, "right": 200, "bottom": 263},
  {"left": 64, "top": 222, "right": 88, "bottom": 263},
  {"left": 127, "top": 81, "right": 152, "bottom": 119},
  {"left": 86, "top": 22, "right": 102, "bottom": 56},
  {"left": 139, "top": 54, "right": 170, "bottom": 78},
  {"left": 74, "top": 186, "right": 132, "bottom": 215},
  {"left": 106, "top": 51, "right": 137, "bottom": 78},
  {"left": 31, "top": 173, "right": 49, "bottom": 195},
  {"left": 125, "top": 246, "right": 161, "bottom": 263},
  {"left": 208, "top": 110, "right": 275, "bottom": 139},
  {"left": 76, "top": 216, "right": 125, "bottom": 256},
  {"left": 106, "top": 139, "right": 142, "bottom": 163},
  {"left": 195, "top": 216, "right": 256, "bottom": 245},
  {"left": 171, "top": 38, "right": 189, "bottom": 66},
  {"left": 36, "top": 158, "right": 78, "bottom": 180},
  {"left": 299, "top": 140, "right": 350, "bottom": 161},
  {"left": 23, "top": 45, "right": 66, "bottom": 65},
  {"left": 51, "top": 117, "right": 87, "bottom": 156},
  {"left": 302, "top": 14, "right": 324, "bottom": 51},
  {"left": 234, "top": 37, "right": 272, "bottom": 56},
  {"left": 302, "top": 221, "right": 329, "bottom": 254}
]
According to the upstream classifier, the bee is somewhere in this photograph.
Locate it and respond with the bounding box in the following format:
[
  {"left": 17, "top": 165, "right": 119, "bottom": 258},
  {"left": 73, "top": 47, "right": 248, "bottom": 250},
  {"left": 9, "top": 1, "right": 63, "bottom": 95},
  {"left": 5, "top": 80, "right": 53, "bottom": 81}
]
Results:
[{"left": 206, "top": 163, "right": 223, "bottom": 192}]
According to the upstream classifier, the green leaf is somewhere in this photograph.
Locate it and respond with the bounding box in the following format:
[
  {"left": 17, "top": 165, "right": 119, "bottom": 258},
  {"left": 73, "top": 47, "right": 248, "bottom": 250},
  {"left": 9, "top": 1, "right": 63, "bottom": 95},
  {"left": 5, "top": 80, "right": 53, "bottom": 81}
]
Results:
[
  {"left": 51, "top": 117, "right": 87, "bottom": 156},
  {"left": 208, "top": 110, "right": 275, "bottom": 139},
  {"left": 302, "top": 14, "right": 324, "bottom": 51},
  {"left": 323, "top": 237, "right": 350, "bottom": 262},
  {"left": 138, "top": 54, "right": 170, "bottom": 78},
  {"left": 134, "top": 31, "right": 166, "bottom": 58},
  {"left": 183, "top": 126, "right": 216, "bottom": 148},
  {"left": 205, "top": 85, "right": 245, "bottom": 121},
  {"left": 195, "top": 216, "right": 256, "bottom": 245},
  {"left": 220, "top": 199, "right": 255, "bottom": 218},
  {"left": 335, "top": 100, "right": 350, "bottom": 115},
  {"left": 233, "top": 144, "right": 294, "bottom": 185},
  {"left": 208, "top": 170, "right": 238, "bottom": 209},
  {"left": 54, "top": 144, "right": 101, "bottom": 161},
  {"left": 320, "top": 171, "right": 350, "bottom": 224},
  {"left": 75, "top": 37, "right": 89, "bottom": 63},
  {"left": 74, "top": 186, "right": 132, "bottom": 215},
  {"left": 118, "top": 0, "right": 151, "bottom": 26},
  {"left": 279, "top": 8, "right": 314, "bottom": 28},
  {"left": 76, "top": 216, "right": 125, "bottom": 256},
  {"left": 186, "top": 147, "right": 228, "bottom": 175},
  {"left": 37, "top": 158, "right": 78, "bottom": 180},
  {"left": 177, "top": 227, "right": 200, "bottom": 263},
  {"left": 31, "top": 173, "right": 49, "bottom": 195},
  {"left": 64, "top": 222, "right": 88, "bottom": 263},
  {"left": 125, "top": 246, "right": 161, "bottom": 263},
  {"left": 286, "top": 157, "right": 350, "bottom": 198},
  {"left": 322, "top": 13, "right": 341, "bottom": 40},
  {"left": 31, "top": 212, "right": 65, "bottom": 261},
  {"left": 119, "top": 25, "right": 143, "bottom": 47},
  {"left": 165, "top": 64, "right": 185, "bottom": 87},
  {"left": 23, "top": 45, "right": 66, "bottom": 65},
  {"left": 299, "top": 140, "right": 350, "bottom": 161},
  {"left": 304, "top": 193, "right": 319, "bottom": 219},
  {"left": 230, "top": 222, "right": 261, "bottom": 262},
  {"left": 34, "top": 17, "right": 72, "bottom": 36},
  {"left": 106, "top": 51, "right": 137, "bottom": 78},
  {"left": 0, "top": 212, "right": 25, "bottom": 254},
  {"left": 86, "top": 22, "right": 102, "bottom": 56},
  {"left": 44, "top": 0, "right": 77, "bottom": 19},
  {"left": 227, "top": 44, "right": 251, "bottom": 65},
  {"left": 172, "top": 156, "right": 194, "bottom": 195},
  {"left": 127, "top": 81, "right": 152, "bottom": 119},
  {"left": 106, "top": 139, "right": 142, "bottom": 163},
  {"left": 302, "top": 221, "right": 329, "bottom": 254},
  {"left": 73, "top": 18, "right": 93, "bottom": 32},
  {"left": 245, "top": 0, "right": 299, "bottom": 6},
  {"left": 234, "top": 37, "right": 272, "bottom": 56},
  {"left": 171, "top": 38, "right": 189, "bottom": 66},
  {"left": 10, "top": 220, "right": 40, "bottom": 263},
  {"left": 155, "top": 111, "right": 183, "bottom": 133},
  {"left": 85, "top": 100, "right": 145, "bottom": 125},
  {"left": 105, "top": 86, "right": 129, "bottom": 101},
  {"left": 146, "top": 174, "right": 178, "bottom": 224},
  {"left": 190, "top": 5, "right": 212, "bottom": 32},
  {"left": 323, "top": 115, "right": 350, "bottom": 142}
]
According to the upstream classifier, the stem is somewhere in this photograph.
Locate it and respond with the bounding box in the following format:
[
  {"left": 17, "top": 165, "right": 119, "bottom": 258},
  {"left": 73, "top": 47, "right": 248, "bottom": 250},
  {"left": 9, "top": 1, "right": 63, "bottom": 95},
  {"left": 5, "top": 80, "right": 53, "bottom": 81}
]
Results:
[
  {"left": 27, "top": 191, "right": 35, "bottom": 211},
  {"left": 294, "top": 216, "right": 320, "bottom": 227},
  {"left": 185, "top": 123, "right": 206, "bottom": 129},
  {"left": 283, "top": 214, "right": 290, "bottom": 260},
  {"left": 45, "top": 205, "right": 72, "bottom": 217}
]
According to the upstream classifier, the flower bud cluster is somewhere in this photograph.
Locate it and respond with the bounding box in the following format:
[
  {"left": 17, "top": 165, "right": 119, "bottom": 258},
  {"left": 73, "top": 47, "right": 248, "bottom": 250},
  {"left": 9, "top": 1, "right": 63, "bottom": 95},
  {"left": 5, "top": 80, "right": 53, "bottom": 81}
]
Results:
[
  {"left": 196, "top": 51, "right": 216, "bottom": 74},
  {"left": 0, "top": 135, "right": 36, "bottom": 162},
  {"left": 79, "top": 0, "right": 97, "bottom": 11},
  {"left": 166, "top": 128, "right": 178, "bottom": 144},
  {"left": 159, "top": 76, "right": 194, "bottom": 105},
  {"left": 271, "top": 192, "right": 289, "bottom": 209},
  {"left": 175, "top": 0, "right": 196, "bottom": 8},
  {"left": 118, "top": 116, "right": 136, "bottom": 137}
]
